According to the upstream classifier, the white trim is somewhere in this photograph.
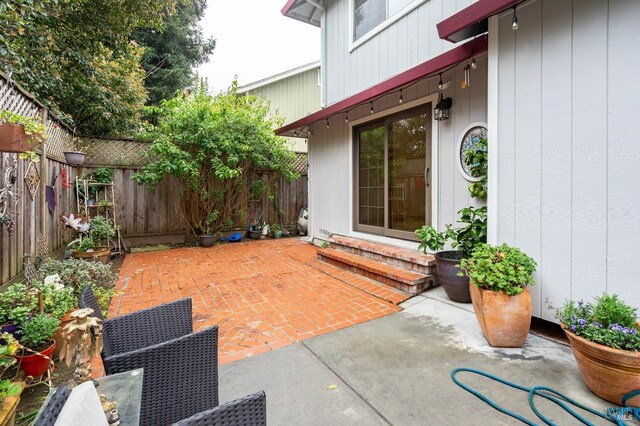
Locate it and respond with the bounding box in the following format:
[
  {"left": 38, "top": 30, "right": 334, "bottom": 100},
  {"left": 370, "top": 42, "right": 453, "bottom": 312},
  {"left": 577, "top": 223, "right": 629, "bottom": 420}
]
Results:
[
  {"left": 348, "top": 93, "right": 440, "bottom": 241},
  {"left": 456, "top": 122, "right": 488, "bottom": 182},
  {"left": 487, "top": 15, "right": 499, "bottom": 244},
  {"left": 348, "top": 0, "right": 428, "bottom": 53},
  {"left": 350, "top": 231, "right": 421, "bottom": 251},
  {"left": 237, "top": 61, "right": 321, "bottom": 93}
]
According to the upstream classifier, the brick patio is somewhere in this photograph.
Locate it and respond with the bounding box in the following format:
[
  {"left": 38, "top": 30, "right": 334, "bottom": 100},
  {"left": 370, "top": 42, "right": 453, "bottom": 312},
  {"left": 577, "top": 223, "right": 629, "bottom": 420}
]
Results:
[{"left": 93, "top": 238, "right": 409, "bottom": 376}]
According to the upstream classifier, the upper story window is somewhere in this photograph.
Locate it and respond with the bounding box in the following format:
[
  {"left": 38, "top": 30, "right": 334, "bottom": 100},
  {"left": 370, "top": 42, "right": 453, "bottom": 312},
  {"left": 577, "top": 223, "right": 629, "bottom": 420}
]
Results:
[{"left": 352, "top": 0, "right": 424, "bottom": 44}]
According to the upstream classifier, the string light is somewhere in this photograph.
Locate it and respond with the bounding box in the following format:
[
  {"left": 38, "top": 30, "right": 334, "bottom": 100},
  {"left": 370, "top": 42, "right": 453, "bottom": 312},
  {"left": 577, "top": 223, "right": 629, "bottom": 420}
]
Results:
[
  {"left": 471, "top": 58, "right": 477, "bottom": 70},
  {"left": 370, "top": 102, "right": 374, "bottom": 114},
  {"left": 512, "top": 6, "right": 519, "bottom": 31},
  {"left": 438, "top": 74, "right": 444, "bottom": 90},
  {"left": 345, "top": 114, "right": 349, "bottom": 123},
  {"left": 399, "top": 90, "right": 403, "bottom": 104},
  {"left": 326, "top": 118, "right": 330, "bottom": 128}
]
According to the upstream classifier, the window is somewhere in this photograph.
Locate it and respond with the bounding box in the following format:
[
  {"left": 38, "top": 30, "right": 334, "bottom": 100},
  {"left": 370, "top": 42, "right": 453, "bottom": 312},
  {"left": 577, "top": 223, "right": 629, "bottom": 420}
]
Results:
[{"left": 353, "top": 0, "right": 416, "bottom": 41}]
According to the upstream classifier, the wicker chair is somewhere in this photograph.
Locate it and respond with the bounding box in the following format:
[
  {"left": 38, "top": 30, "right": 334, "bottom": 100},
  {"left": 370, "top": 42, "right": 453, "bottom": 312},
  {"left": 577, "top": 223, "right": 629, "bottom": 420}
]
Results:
[
  {"left": 79, "top": 286, "right": 193, "bottom": 357},
  {"left": 33, "top": 385, "right": 71, "bottom": 426},
  {"left": 172, "top": 391, "right": 267, "bottom": 426}
]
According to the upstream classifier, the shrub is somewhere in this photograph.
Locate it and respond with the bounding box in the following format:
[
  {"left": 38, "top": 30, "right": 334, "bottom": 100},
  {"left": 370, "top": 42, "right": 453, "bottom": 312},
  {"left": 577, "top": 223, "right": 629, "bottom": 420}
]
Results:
[
  {"left": 0, "top": 283, "right": 38, "bottom": 325},
  {"left": 33, "top": 282, "right": 78, "bottom": 320},
  {"left": 37, "top": 259, "right": 116, "bottom": 313},
  {"left": 90, "top": 215, "right": 116, "bottom": 244},
  {"left": 459, "top": 243, "right": 537, "bottom": 296},
  {"left": 415, "top": 206, "right": 487, "bottom": 258},
  {"left": 555, "top": 294, "right": 640, "bottom": 351},
  {"left": 18, "top": 314, "right": 60, "bottom": 352}
]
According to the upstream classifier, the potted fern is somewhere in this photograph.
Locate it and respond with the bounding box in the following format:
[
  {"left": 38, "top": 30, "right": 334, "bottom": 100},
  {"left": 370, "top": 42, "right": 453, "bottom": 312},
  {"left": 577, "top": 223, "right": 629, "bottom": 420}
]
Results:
[{"left": 0, "top": 110, "right": 45, "bottom": 153}]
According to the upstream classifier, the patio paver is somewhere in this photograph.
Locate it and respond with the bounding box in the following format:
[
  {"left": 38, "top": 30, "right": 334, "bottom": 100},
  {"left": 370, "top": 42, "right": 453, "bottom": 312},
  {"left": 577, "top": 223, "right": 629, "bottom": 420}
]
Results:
[{"left": 94, "top": 238, "right": 409, "bottom": 375}]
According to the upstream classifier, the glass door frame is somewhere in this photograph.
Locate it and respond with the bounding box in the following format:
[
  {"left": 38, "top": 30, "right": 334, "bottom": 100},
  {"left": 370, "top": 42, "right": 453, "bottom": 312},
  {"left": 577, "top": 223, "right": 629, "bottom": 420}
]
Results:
[{"left": 352, "top": 100, "right": 437, "bottom": 241}]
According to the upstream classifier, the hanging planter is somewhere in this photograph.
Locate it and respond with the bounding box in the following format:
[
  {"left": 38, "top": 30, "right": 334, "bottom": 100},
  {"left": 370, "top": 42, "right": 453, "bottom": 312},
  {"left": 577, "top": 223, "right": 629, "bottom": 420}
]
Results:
[
  {"left": 0, "top": 110, "right": 45, "bottom": 153},
  {"left": 63, "top": 151, "right": 86, "bottom": 166}
]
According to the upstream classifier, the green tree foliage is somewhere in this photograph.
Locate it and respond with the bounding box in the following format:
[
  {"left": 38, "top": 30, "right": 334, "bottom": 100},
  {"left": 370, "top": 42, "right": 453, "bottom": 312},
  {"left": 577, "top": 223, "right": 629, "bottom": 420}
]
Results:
[
  {"left": 0, "top": 0, "right": 178, "bottom": 135},
  {"left": 135, "top": 0, "right": 216, "bottom": 106},
  {"left": 133, "top": 81, "right": 298, "bottom": 236}
]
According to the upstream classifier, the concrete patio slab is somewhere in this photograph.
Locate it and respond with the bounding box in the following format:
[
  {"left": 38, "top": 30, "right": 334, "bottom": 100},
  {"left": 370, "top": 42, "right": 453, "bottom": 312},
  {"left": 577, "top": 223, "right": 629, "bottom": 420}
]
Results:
[{"left": 222, "top": 289, "right": 631, "bottom": 425}]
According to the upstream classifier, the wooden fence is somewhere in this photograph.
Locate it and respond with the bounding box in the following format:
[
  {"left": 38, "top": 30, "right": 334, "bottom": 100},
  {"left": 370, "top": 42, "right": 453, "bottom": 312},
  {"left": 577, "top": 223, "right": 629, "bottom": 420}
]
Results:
[
  {"left": 81, "top": 138, "right": 308, "bottom": 240},
  {"left": 0, "top": 72, "right": 76, "bottom": 287}
]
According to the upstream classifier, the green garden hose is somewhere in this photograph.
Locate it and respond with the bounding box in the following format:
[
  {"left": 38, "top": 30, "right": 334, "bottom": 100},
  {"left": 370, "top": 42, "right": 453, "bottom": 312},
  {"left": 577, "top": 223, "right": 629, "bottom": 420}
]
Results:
[{"left": 451, "top": 367, "right": 640, "bottom": 426}]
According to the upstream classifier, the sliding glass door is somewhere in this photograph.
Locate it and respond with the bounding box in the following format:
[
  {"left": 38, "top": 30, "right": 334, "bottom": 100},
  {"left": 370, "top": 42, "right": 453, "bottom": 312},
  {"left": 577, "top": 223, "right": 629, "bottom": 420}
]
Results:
[{"left": 355, "top": 104, "right": 432, "bottom": 240}]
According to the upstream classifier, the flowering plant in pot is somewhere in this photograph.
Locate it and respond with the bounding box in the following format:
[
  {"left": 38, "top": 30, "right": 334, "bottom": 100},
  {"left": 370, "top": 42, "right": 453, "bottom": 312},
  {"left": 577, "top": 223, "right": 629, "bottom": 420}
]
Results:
[
  {"left": 459, "top": 243, "right": 537, "bottom": 348},
  {"left": 415, "top": 206, "right": 486, "bottom": 303},
  {"left": 15, "top": 313, "right": 60, "bottom": 377},
  {"left": 554, "top": 294, "right": 640, "bottom": 407},
  {"left": 0, "top": 110, "right": 45, "bottom": 153}
]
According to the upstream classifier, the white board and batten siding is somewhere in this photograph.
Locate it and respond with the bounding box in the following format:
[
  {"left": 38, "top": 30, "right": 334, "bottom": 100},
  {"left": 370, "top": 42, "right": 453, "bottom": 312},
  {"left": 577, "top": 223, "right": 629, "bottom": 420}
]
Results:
[
  {"left": 493, "top": 0, "right": 640, "bottom": 319},
  {"left": 308, "top": 58, "right": 487, "bottom": 247},
  {"left": 322, "top": 0, "right": 474, "bottom": 106},
  {"left": 242, "top": 66, "right": 321, "bottom": 152}
]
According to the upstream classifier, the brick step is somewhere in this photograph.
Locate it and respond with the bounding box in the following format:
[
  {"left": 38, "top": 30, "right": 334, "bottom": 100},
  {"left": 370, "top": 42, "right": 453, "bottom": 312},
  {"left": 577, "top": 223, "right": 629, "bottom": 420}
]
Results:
[
  {"left": 329, "top": 235, "right": 435, "bottom": 275},
  {"left": 317, "top": 248, "right": 433, "bottom": 295}
]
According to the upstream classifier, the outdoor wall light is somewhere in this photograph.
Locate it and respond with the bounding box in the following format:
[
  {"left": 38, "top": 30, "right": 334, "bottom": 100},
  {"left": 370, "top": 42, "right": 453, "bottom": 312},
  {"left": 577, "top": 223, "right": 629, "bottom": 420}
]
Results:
[{"left": 434, "top": 93, "right": 452, "bottom": 121}]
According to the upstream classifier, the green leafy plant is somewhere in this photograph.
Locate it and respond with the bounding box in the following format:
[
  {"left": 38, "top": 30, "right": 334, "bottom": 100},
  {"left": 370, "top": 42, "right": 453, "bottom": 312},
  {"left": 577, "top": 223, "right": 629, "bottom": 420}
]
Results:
[
  {"left": 464, "top": 138, "right": 487, "bottom": 199},
  {"left": 0, "top": 110, "right": 45, "bottom": 141},
  {"left": 17, "top": 313, "right": 60, "bottom": 352},
  {"left": 415, "top": 206, "right": 487, "bottom": 258},
  {"left": 0, "top": 333, "right": 21, "bottom": 402},
  {"left": 90, "top": 215, "right": 116, "bottom": 245},
  {"left": 133, "top": 80, "right": 298, "bottom": 237},
  {"left": 33, "top": 282, "right": 78, "bottom": 320},
  {"left": 0, "top": 283, "right": 38, "bottom": 325},
  {"left": 36, "top": 259, "right": 116, "bottom": 313},
  {"left": 68, "top": 236, "right": 96, "bottom": 252},
  {"left": 459, "top": 243, "right": 537, "bottom": 296},
  {"left": 88, "top": 168, "right": 113, "bottom": 199},
  {"left": 270, "top": 223, "right": 282, "bottom": 232},
  {"left": 554, "top": 294, "right": 640, "bottom": 351}
]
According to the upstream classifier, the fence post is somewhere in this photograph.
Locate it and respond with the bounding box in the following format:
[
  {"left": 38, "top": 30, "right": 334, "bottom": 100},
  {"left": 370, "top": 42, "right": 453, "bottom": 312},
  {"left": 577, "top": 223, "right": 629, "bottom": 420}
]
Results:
[{"left": 38, "top": 108, "right": 48, "bottom": 256}]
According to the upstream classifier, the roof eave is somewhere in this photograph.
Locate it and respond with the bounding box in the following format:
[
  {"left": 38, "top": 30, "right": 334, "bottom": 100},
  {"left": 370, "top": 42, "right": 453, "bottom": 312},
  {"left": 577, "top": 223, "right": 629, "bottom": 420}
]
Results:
[{"left": 437, "top": 0, "right": 522, "bottom": 43}]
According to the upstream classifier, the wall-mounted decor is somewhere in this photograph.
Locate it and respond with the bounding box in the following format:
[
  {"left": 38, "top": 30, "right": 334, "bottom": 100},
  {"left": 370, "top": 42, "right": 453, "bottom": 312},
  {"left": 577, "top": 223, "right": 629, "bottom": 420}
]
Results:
[
  {"left": 24, "top": 159, "right": 40, "bottom": 201},
  {"left": 0, "top": 154, "right": 18, "bottom": 217},
  {"left": 457, "top": 122, "right": 487, "bottom": 182}
]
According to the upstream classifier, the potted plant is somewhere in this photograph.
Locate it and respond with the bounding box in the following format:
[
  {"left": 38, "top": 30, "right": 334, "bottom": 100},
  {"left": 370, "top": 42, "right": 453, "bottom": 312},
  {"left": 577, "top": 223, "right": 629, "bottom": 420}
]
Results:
[
  {"left": 63, "top": 136, "right": 87, "bottom": 166},
  {"left": 271, "top": 223, "right": 283, "bottom": 239},
  {"left": 14, "top": 313, "right": 60, "bottom": 377},
  {"left": 1, "top": 333, "right": 24, "bottom": 425},
  {"left": 415, "top": 206, "right": 486, "bottom": 303},
  {"left": 70, "top": 216, "right": 115, "bottom": 263},
  {"left": 459, "top": 243, "right": 537, "bottom": 348},
  {"left": 0, "top": 284, "right": 38, "bottom": 339},
  {"left": 35, "top": 279, "right": 79, "bottom": 360},
  {"left": 0, "top": 110, "right": 45, "bottom": 153},
  {"left": 554, "top": 294, "right": 640, "bottom": 406}
]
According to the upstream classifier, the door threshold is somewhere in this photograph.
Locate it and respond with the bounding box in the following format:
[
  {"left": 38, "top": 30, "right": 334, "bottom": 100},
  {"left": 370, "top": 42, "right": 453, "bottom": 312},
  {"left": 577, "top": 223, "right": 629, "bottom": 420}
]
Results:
[{"left": 348, "top": 231, "right": 421, "bottom": 251}]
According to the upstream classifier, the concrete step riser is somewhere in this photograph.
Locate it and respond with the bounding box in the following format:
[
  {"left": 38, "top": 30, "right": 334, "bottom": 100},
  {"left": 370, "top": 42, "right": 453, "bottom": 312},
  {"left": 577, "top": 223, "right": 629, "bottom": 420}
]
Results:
[
  {"left": 329, "top": 243, "right": 433, "bottom": 275},
  {"left": 318, "top": 253, "right": 435, "bottom": 295}
]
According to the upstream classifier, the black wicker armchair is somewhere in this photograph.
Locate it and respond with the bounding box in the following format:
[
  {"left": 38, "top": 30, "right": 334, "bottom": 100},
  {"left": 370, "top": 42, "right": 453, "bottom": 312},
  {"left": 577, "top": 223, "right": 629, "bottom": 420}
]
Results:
[
  {"left": 172, "top": 391, "right": 267, "bottom": 426},
  {"left": 33, "top": 385, "right": 71, "bottom": 426},
  {"left": 79, "top": 286, "right": 193, "bottom": 357}
]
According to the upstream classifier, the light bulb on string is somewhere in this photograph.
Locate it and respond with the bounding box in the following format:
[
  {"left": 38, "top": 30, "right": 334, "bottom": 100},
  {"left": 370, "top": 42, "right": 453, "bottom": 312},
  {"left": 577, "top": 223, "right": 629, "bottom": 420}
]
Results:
[
  {"left": 370, "top": 103, "right": 374, "bottom": 114},
  {"left": 512, "top": 6, "right": 519, "bottom": 30},
  {"left": 399, "top": 90, "right": 403, "bottom": 104},
  {"left": 438, "top": 73, "right": 443, "bottom": 90},
  {"left": 326, "top": 119, "right": 330, "bottom": 128},
  {"left": 345, "top": 114, "right": 349, "bottom": 123},
  {"left": 471, "top": 58, "right": 477, "bottom": 69}
]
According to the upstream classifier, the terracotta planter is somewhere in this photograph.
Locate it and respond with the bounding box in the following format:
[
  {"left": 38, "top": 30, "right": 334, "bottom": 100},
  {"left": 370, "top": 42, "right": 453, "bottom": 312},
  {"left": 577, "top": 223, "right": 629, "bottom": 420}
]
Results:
[
  {"left": 434, "top": 251, "right": 471, "bottom": 303},
  {"left": 14, "top": 341, "right": 56, "bottom": 378},
  {"left": 72, "top": 247, "right": 110, "bottom": 264},
  {"left": 0, "top": 125, "right": 34, "bottom": 153},
  {"left": 469, "top": 284, "right": 531, "bottom": 347},
  {"left": 63, "top": 151, "right": 86, "bottom": 166},
  {"left": 564, "top": 328, "right": 640, "bottom": 407},
  {"left": 53, "top": 310, "right": 76, "bottom": 360}
]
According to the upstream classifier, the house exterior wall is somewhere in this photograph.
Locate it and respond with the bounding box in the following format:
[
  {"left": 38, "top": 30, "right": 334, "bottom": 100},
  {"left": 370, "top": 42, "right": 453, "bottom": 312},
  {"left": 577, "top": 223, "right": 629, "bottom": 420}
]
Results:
[
  {"left": 308, "top": 57, "right": 487, "bottom": 247},
  {"left": 244, "top": 66, "right": 321, "bottom": 152},
  {"left": 493, "top": 0, "right": 640, "bottom": 319},
  {"left": 322, "top": 0, "right": 474, "bottom": 105}
]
